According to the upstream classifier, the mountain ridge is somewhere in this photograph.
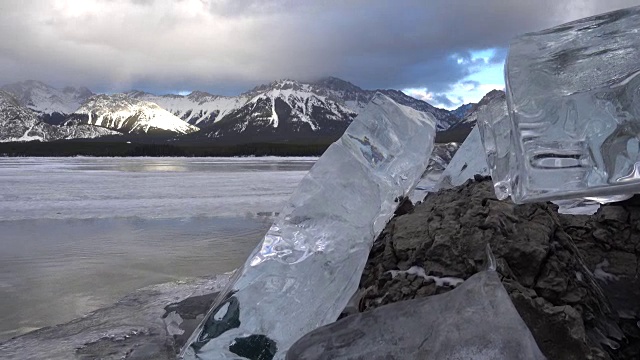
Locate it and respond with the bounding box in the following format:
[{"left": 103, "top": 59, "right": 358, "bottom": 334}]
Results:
[
  {"left": 69, "top": 94, "right": 200, "bottom": 136},
  {"left": 0, "top": 77, "right": 490, "bottom": 144},
  {"left": 0, "top": 90, "right": 120, "bottom": 142}
]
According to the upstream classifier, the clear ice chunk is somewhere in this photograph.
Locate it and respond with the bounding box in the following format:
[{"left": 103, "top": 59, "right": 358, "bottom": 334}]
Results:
[
  {"left": 482, "top": 6, "right": 640, "bottom": 203},
  {"left": 286, "top": 271, "right": 546, "bottom": 360},
  {"left": 411, "top": 125, "right": 490, "bottom": 203},
  {"left": 181, "top": 93, "right": 436, "bottom": 359},
  {"left": 410, "top": 142, "right": 460, "bottom": 202},
  {"left": 438, "top": 125, "right": 489, "bottom": 188}
]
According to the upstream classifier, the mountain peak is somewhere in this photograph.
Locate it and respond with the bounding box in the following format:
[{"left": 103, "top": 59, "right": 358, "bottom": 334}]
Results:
[
  {"left": 311, "top": 76, "right": 363, "bottom": 93},
  {"left": 478, "top": 89, "right": 505, "bottom": 106},
  {"left": 2, "top": 80, "right": 52, "bottom": 94},
  {"left": 18, "top": 80, "right": 51, "bottom": 88},
  {"left": 246, "top": 79, "right": 309, "bottom": 95},
  {"left": 1, "top": 81, "right": 94, "bottom": 115},
  {"left": 0, "top": 90, "right": 21, "bottom": 109},
  {"left": 125, "top": 90, "right": 151, "bottom": 98},
  {"left": 451, "top": 103, "right": 474, "bottom": 119},
  {"left": 74, "top": 94, "right": 199, "bottom": 135},
  {"left": 187, "top": 90, "right": 217, "bottom": 100}
]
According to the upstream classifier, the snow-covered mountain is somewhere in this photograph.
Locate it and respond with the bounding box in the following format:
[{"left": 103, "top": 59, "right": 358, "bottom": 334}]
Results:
[
  {"left": 126, "top": 90, "right": 246, "bottom": 127},
  {"left": 307, "top": 76, "right": 373, "bottom": 111},
  {"left": 0, "top": 91, "right": 120, "bottom": 142},
  {"left": 375, "top": 89, "right": 459, "bottom": 131},
  {"left": 1, "top": 81, "right": 93, "bottom": 124},
  {"left": 130, "top": 77, "right": 462, "bottom": 140},
  {"left": 0, "top": 77, "right": 471, "bottom": 143},
  {"left": 190, "top": 78, "right": 463, "bottom": 142},
  {"left": 69, "top": 94, "right": 200, "bottom": 136},
  {"left": 199, "top": 79, "right": 358, "bottom": 142}
]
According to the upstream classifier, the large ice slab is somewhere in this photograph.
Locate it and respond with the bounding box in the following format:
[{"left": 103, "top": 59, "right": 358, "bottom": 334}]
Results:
[
  {"left": 181, "top": 93, "right": 436, "bottom": 359},
  {"left": 484, "top": 6, "right": 640, "bottom": 203},
  {"left": 410, "top": 142, "right": 460, "bottom": 202},
  {"left": 439, "top": 125, "right": 489, "bottom": 188},
  {"left": 286, "top": 271, "right": 546, "bottom": 360},
  {"left": 478, "top": 95, "right": 628, "bottom": 214}
]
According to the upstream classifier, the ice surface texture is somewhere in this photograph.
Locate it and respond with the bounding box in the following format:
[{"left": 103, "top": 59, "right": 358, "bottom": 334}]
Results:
[
  {"left": 411, "top": 125, "right": 490, "bottom": 203},
  {"left": 286, "top": 271, "right": 546, "bottom": 360},
  {"left": 483, "top": 6, "right": 640, "bottom": 203},
  {"left": 439, "top": 125, "right": 489, "bottom": 188},
  {"left": 0, "top": 274, "right": 232, "bottom": 360},
  {"left": 181, "top": 93, "right": 436, "bottom": 359},
  {"left": 409, "top": 142, "right": 460, "bottom": 202}
]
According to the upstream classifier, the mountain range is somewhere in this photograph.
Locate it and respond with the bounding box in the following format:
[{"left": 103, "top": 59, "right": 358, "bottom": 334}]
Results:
[
  {"left": 0, "top": 90, "right": 120, "bottom": 143},
  {"left": 0, "top": 77, "right": 493, "bottom": 144}
]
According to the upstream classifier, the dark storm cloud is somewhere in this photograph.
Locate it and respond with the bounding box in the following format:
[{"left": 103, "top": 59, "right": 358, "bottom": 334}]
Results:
[{"left": 0, "top": 0, "right": 638, "bottom": 94}]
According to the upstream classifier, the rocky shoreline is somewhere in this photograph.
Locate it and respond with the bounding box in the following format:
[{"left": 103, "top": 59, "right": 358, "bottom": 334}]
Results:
[
  {"left": 293, "top": 178, "right": 639, "bottom": 360},
  {"left": 1, "top": 178, "right": 639, "bottom": 359}
]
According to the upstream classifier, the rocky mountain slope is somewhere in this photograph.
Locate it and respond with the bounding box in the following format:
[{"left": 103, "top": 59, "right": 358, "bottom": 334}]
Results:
[
  {"left": 69, "top": 94, "right": 200, "bottom": 136},
  {"left": 0, "top": 77, "right": 487, "bottom": 143},
  {"left": 196, "top": 79, "right": 358, "bottom": 143},
  {"left": 375, "top": 89, "right": 460, "bottom": 131},
  {"left": 127, "top": 78, "right": 466, "bottom": 143},
  {"left": 451, "top": 103, "right": 474, "bottom": 119},
  {"left": 434, "top": 90, "right": 505, "bottom": 144},
  {"left": 126, "top": 90, "right": 246, "bottom": 127},
  {"left": 0, "top": 91, "right": 119, "bottom": 142},
  {"left": 188, "top": 78, "right": 468, "bottom": 143},
  {"left": 1, "top": 81, "right": 94, "bottom": 125}
]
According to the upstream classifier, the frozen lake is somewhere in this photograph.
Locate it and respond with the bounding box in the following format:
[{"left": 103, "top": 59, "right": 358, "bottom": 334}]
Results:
[{"left": 0, "top": 157, "right": 314, "bottom": 341}]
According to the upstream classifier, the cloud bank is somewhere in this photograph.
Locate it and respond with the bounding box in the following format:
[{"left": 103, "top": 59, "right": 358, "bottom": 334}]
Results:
[{"left": 0, "top": 0, "right": 637, "bottom": 97}]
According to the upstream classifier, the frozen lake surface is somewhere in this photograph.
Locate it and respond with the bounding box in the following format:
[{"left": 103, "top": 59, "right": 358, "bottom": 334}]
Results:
[{"left": 0, "top": 157, "right": 314, "bottom": 341}]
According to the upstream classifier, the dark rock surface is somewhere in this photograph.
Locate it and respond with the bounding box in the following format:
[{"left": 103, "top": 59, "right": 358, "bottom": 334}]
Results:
[
  {"left": 288, "top": 271, "right": 546, "bottom": 360},
  {"left": 357, "top": 179, "right": 639, "bottom": 360}
]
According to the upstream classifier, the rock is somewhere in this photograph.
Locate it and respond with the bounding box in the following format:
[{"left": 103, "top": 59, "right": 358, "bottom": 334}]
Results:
[
  {"left": 510, "top": 292, "right": 591, "bottom": 360},
  {"left": 358, "top": 179, "right": 639, "bottom": 359},
  {"left": 394, "top": 196, "right": 414, "bottom": 216},
  {"left": 287, "top": 271, "right": 545, "bottom": 360}
]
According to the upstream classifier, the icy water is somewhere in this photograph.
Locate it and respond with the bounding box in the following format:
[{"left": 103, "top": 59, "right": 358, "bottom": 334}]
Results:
[{"left": 0, "top": 157, "right": 314, "bottom": 341}]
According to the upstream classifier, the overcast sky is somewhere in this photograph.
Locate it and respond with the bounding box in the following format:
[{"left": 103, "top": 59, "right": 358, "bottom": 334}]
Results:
[{"left": 1, "top": 0, "right": 639, "bottom": 109}]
